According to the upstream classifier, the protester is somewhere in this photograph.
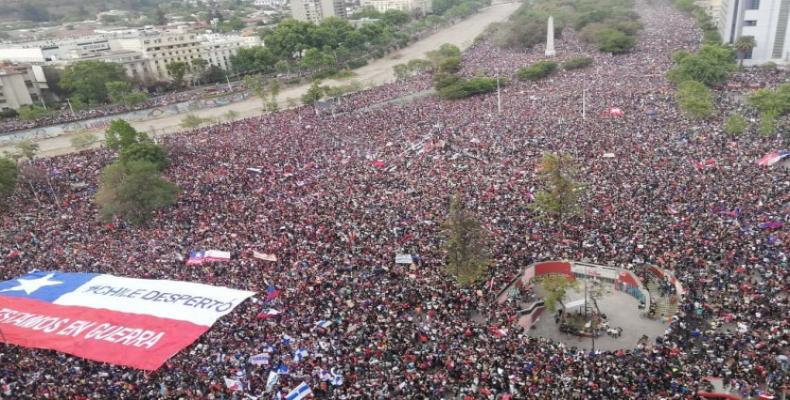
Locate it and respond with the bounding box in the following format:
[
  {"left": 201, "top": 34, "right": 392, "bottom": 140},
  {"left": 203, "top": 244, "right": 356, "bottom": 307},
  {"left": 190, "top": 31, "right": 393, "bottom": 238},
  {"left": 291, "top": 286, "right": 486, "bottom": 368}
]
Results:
[{"left": 0, "top": 0, "right": 787, "bottom": 399}]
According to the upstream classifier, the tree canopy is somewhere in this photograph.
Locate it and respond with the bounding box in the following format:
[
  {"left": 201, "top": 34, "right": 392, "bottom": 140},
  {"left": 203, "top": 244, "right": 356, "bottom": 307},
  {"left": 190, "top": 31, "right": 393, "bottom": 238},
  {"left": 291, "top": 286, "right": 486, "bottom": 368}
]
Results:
[
  {"left": 119, "top": 142, "right": 169, "bottom": 171},
  {"left": 105, "top": 119, "right": 149, "bottom": 152},
  {"left": 60, "top": 61, "right": 127, "bottom": 104},
  {"left": 539, "top": 275, "right": 579, "bottom": 312},
  {"left": 676, "top": 80, "right": 715, "bottom": 119},
  {"left": 0, "top": 157, "right": 18, "bottom": 208},
  {"left": 95, "top": 160, "right": 179, "bottom": 226},
  {"left": 442, "top": 195, "right": 491, "bottom": 286},
  {"left": 531, "top": 153, "right": 582, "bottom": 222},
  {"left": 667, "top": 44, "right": 736, "bottom": 87}
]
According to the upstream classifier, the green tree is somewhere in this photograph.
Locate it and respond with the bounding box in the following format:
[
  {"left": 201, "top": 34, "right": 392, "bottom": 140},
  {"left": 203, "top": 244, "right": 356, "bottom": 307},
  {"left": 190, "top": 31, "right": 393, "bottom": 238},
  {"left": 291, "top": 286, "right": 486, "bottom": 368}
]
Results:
[
  {"left": 70, "top": 131, "right": 98, "bottom": 150},
  {"left": 300, "top": 48, "right": 335, "bottom": 73},
  {"left": 531, "top": 153, "right": 582, "bottom": 222},
  {"left": 166, "top": 61, "right": 189, "bottom": 88},
  {"left": 563, "top": 56, "right": 594, "bottom": 70},
  {"left": 517, "top": 60, "right": 558, "bottom": 81},
  {"left": 191, "top": 58, "right": 209, "bottom": 83},
  {"left": 539, "top": 275, "right": 579, "bottom": 312},
  {"left": 202, "top": 66, "right": 226, "bottom": 84},
  {"left": 676, "top": 80, "right": 715, "bottom": 119},
  {"left": 382, "top": 10, "right": 411, "bottom": 25},
  {"left": 723, "top": 114, "right": 747, "bottom": 135},
  {"left": 733, "top": 35, "right": 756, "bottom": 67},
  {"left": 393, "top": 63, "right": 410, "bottom": 80},
  {"left": 16, "top": 105, "right": 50, "bottom": 121},
  {"left": 442, "top": 194, "right": 491, "bottom": 286},
  {"left": 105, "top": 119, "right": 148, "bottom": 152},
  {"left": 438, "top": 56, "right": 461, "bottom": 73},
  {"left": 758, "top": 112, "right": 777, "bottom": 136},
  {"left": 60, "top": 61, "right": 127, "bottom": 104},
  {"left": 120, "top": 142, "right": 169, "bottom": 171},
  {"left": 95, "top": 160, "right": 179, "bottom": 225},
  {"left": 748, "top": 83, "right": 790, "bottom": 116},
  {"left": 263, "top": 19, "right": 319, "bottom": 60},
  {"left": 667, "top": 44, "right": 736, "bottom": 86},
  {"left": 106, "top": 81, "right": 133, "bottom": 105},
  {"left": 244, "top": 74, "right": 268, "bottom": 108},
  {"left": 596, "top": 28, "right": 635, "bottom": 54},
  {"left": 0, "top": 157, "right": 18, "bottom": 207},
  {"left": 231, "top": 46, "right": 277, "bottom": 74},
  {"left": 301, "top": 81, "right": 324, "bottom": 105}
]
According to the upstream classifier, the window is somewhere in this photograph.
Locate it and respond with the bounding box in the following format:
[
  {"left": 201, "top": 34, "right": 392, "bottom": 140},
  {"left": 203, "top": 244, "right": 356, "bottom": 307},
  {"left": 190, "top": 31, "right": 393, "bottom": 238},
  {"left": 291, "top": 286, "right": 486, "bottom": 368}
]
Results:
[
  {"left": 743, "top": 20, "right": 757, "bottom": 26},
  {"left": 745, "top": 0, "right": 759, "bottom": 9}
]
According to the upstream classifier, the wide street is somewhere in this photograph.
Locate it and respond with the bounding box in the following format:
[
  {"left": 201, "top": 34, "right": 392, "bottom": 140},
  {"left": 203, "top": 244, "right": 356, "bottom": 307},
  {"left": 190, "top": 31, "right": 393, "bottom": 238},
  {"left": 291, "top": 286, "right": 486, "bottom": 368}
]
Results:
[{"left": 1, "top": 1, "right": 520, "bottom": 158}]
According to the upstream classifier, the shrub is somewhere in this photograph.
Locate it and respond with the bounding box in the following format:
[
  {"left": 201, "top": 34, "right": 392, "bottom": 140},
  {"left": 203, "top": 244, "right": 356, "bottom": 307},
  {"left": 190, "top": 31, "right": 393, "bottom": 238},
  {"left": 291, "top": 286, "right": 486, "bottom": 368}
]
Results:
[
  {"left": 676, "top": 80, "right": 715, "bottom": 119},
  {"left": 596, "top": 28, "right": 635, "bottom": 54},
  {"left": 563, "top": 57, "right": 593, "bottom": 70},
  {"left": 723, "top": 114, "right": 747, "bottom": 135},
  {"left": 437, "top": 77, "right": 499, "bottom": 99},
  {"left": 517, "top": 60, "right": 558, "bottom": 81}
]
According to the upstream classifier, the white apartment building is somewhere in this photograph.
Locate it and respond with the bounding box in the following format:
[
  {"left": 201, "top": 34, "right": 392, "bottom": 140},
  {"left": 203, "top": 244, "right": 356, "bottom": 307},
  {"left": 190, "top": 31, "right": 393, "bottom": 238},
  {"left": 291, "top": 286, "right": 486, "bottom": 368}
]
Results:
[
  {"left": 359, "top": 0, "right": 431, "bottom": 13},
  {"left": 0, "top": 64, "right": 49, "bottom": 110},
  {"left": 291, "top": 0, "right": 347, "bottom": 23},
  {"left": 718, "top": 0, "right": 790, "bottom": 65},
  {"left": 0, "top": 29, "right": 262, "bottom": 85},
  {"left": 111, "top": 31, "right": 204, "bottom": 81},
  {"left": 197, "top": 33, "right": 262, "bottom": 72}
]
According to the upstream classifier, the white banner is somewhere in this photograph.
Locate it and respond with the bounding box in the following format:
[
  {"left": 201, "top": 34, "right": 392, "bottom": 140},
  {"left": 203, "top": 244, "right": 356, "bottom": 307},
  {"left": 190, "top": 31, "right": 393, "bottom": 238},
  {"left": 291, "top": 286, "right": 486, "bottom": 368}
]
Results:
[
  {"left": 571, "top": 263, "right": 619, "bottom": 280},
  {"left": 53, "top": 274, "right": 255, "bottom": 326}
]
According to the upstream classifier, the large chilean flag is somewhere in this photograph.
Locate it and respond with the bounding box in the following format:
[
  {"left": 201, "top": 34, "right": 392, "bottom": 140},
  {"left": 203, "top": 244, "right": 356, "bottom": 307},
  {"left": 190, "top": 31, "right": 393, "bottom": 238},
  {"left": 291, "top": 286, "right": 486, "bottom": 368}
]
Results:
[{"left": 0, "top": 271, "right": 254, "bottom": 370}]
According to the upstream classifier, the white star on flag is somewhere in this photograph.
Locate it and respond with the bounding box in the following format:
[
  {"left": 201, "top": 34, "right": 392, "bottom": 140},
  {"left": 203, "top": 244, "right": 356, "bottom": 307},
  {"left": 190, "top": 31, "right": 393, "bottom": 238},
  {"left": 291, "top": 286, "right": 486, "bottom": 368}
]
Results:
[{"left": 0, "top": 273, "right": 63, "bottom": 295}]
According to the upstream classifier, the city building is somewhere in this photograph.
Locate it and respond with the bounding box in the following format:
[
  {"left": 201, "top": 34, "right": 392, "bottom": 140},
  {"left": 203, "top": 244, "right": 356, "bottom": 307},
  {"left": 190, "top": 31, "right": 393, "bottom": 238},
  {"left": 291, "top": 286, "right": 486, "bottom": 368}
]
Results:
[
  {"left": 291, "top": 0, "right": 347, "bottom": 23},
  {"left": 717, "top": 0, "right": 790, "bottom": 65},
  {"left": 359, "top": 0, "right": 431, "bottom": 13},
  {"left": 0, "top": 63, "right": 49, "bottom": 110},
  {"left": 0, "top": 29, "right": 262, "bottom": 85},
  {"left": 197, "top": 33, "right": 262, "bottom": 72}
]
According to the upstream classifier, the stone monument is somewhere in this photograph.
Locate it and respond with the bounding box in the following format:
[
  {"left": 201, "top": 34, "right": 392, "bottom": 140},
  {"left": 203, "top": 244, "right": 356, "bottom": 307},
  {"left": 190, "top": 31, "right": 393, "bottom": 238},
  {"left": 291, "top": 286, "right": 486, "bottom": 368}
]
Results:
[{"left": 545, "top": 16, "right": 556, "bottom": 57}]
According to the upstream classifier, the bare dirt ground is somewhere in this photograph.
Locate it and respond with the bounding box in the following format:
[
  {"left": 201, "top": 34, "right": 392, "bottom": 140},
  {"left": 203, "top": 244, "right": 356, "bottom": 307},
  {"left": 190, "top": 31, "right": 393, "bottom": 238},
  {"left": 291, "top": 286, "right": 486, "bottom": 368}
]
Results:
[{"left": 1, "top": 1, "right": 520, "bottom": 158}]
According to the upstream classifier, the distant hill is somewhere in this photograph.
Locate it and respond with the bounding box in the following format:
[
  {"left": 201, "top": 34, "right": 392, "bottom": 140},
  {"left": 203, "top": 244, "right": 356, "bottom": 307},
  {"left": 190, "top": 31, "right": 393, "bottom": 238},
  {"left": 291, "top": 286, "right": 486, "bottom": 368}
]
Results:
[{"left": 0, "top": 0, "right": 166, "bottom": 23}]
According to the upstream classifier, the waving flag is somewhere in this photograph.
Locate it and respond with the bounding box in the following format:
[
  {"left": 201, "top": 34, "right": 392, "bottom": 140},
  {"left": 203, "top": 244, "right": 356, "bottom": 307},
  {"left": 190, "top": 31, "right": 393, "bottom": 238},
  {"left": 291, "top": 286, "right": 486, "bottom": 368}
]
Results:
[
  {"left": 293, "top": 348, "right": 308, "bottom": 363},
  {"left": 187, "top": 250, "right": 206, "bottom": 265},
  {"left": 254, "top": 252, "right": 278, "bottom": 262},
  {"left": 285, "top": 382, "right": 312, "bottom": 400},
  {"left": 204, "top": 250, "right": 231, "bottom": 262},
  {"left": 224, "top": 377, "right": 244, "bottom": 392},
  {"left": 757, "top": 150, "right": 789, "bottom": 166},
  {"left": 315, "top": 320, "right": 332, "bottom": 329},
  {"left": 0, "top": 271, "right": 254, "bottom": 370},
  {"left": 265, "top": 285, "right": 281, "bottom": 303},
  {"left": 257, "top": 308, "right": 281, "bottom": 320},
  {"left": 266, "top": 370, "right": 279, "bottom": 390}
]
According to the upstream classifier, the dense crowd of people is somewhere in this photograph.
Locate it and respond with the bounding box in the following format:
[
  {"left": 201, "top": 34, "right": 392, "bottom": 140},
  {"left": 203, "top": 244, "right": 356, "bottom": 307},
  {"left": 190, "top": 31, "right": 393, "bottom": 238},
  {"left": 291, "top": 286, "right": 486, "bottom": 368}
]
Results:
[
  {"left": 0, "top": 0, "right": 787, "bottom": 398},
  {"left": 0, "top": 84, "right": 246, "bottom": 134}
]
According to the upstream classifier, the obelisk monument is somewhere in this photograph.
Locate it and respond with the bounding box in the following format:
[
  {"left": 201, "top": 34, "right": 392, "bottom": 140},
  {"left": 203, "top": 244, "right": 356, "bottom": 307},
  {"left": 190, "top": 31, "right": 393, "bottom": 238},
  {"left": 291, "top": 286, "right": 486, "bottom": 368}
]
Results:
[{"left": 545, "top": 16, "right": 556, "bottom": 57}]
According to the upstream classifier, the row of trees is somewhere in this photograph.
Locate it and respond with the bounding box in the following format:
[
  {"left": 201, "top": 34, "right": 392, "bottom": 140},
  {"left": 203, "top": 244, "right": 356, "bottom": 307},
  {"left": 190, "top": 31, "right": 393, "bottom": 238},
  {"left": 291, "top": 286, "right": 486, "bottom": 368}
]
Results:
[{"left": 232, "top": 16, "right": 412, "bottom": 78}]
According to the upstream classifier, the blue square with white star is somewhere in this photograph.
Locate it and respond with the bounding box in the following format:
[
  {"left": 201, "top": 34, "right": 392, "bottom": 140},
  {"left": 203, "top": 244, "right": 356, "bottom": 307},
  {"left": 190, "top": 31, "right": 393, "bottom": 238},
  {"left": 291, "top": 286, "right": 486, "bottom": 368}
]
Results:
[{"left": 0, "top": 271, "right": 98, "bottom": 302}]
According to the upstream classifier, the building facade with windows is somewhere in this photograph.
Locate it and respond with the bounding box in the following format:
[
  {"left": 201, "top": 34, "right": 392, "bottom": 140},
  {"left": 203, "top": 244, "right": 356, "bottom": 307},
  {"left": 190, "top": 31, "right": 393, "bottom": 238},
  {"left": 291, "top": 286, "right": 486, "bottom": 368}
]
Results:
[
  {"left": 717, "top": 0, "right": 790, "bottom": 65},
  {"left": 359, "top": 0, "right": 431, "bottom": 13},
  {"left": 291, "top": 0, "right": 347, "bottom": 23},
  {"left": 0, "top": 64, "right": 49, "bottom": 110}
]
